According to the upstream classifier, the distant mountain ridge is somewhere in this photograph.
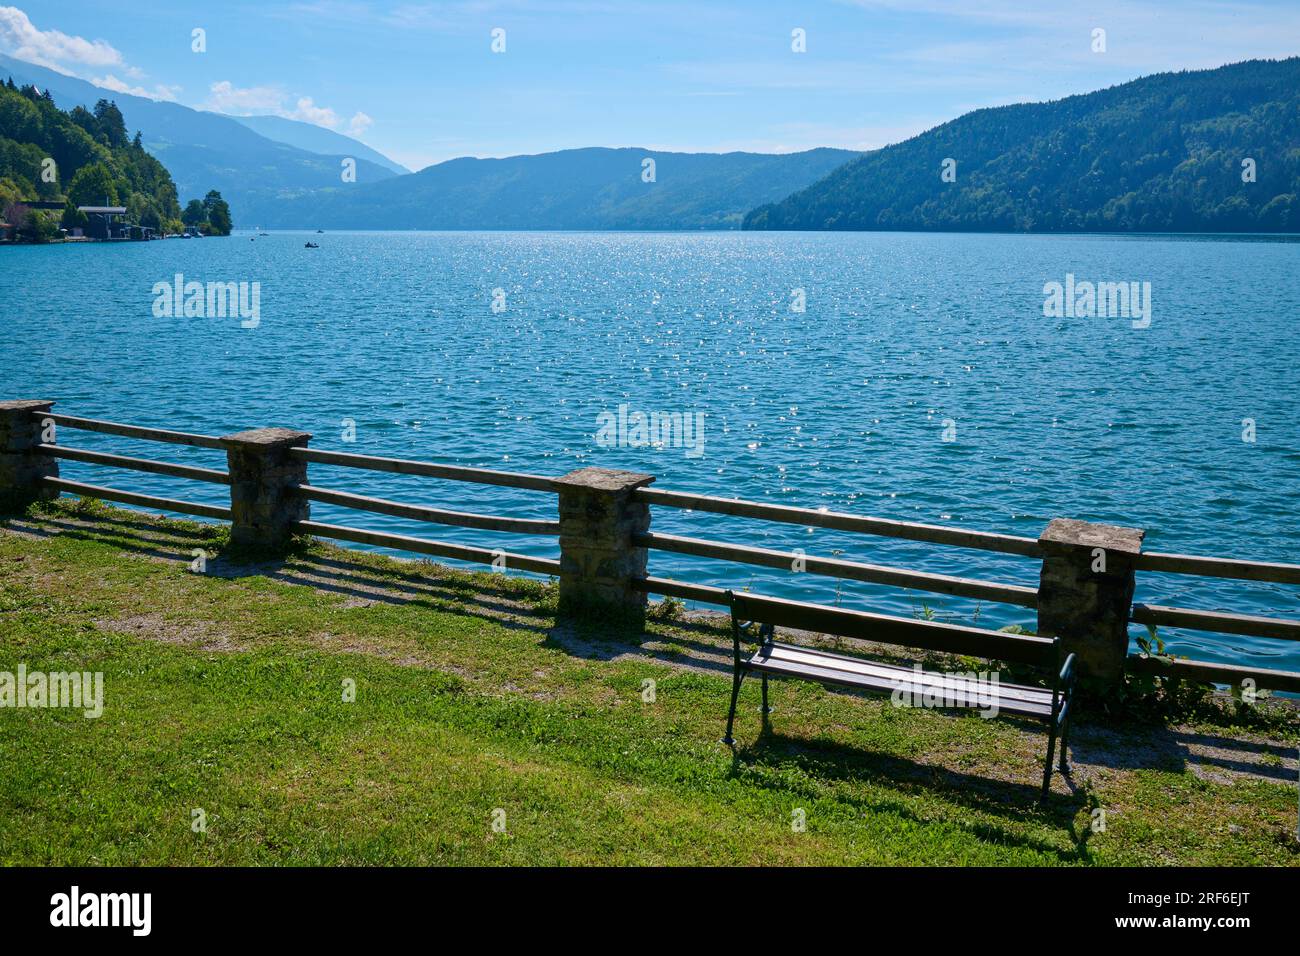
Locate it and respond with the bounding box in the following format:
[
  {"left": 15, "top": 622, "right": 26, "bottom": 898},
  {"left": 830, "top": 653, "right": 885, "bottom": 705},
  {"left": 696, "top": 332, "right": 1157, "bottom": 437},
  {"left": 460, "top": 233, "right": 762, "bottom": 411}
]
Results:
[
  {"left": 254, "top": 146, "right": 860, "bottom": 230},
  {"left": 231, "top": 114, "right": 409, "bottom": 175},
  {"left": 745, "top": 57, "right": 1300, "bottom": 233},
  {"left": 0, "top": 53, "right": 856, "bottom": 230},
  {"left": 0, "top": 53, "right": 403, "bottom": 221}
]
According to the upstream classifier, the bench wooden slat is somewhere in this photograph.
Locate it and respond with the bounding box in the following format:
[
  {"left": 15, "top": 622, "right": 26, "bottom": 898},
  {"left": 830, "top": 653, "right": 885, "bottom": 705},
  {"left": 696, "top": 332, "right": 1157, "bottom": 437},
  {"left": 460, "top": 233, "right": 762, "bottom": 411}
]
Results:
[
  {"left": 755, "top": 641, "right": 1055, "bottom": 708},
  {"left": 748, "top": 644, "right": 1052, "bottom": 718},
  {"left": 730, "top": 591, "right": 1057, "bottom": 667}
]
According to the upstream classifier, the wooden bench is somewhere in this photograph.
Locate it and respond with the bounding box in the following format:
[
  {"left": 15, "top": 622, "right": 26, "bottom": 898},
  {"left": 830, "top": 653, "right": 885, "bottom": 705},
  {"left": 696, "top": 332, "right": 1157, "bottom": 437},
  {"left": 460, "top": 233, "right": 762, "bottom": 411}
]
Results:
[{"left": 723, "top": 590, "right": 1077, "bottom": 802}]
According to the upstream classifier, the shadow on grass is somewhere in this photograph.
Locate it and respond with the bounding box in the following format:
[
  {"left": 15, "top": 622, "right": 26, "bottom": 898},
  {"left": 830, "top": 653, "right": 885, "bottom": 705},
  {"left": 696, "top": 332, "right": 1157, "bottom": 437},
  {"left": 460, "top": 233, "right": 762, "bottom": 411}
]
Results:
[
  {"left": 1072, "top": 721, "right": 1299, "bottom": 785},
  {"left": 7, "top": 515, "right": 214, "bottom": 564},
  {"left": 728, "top": 726, "right": 1094, "bottom": 862},
  {"left": 264, "top": 557, "right": 553, "bottom": 640},
  {"left": 541, "top": 617, "right": 738, "bottom": 677},
  {"left": 6, "top": 510, "right": 557, "bottom": 641}
]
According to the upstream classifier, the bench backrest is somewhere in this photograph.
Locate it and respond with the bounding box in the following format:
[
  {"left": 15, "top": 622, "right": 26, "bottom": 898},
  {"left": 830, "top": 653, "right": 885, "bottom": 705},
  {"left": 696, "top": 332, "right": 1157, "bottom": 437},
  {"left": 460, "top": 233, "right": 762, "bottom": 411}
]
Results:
[{"left": 729, "top": 591, "right": 1058, "bottom": 669}]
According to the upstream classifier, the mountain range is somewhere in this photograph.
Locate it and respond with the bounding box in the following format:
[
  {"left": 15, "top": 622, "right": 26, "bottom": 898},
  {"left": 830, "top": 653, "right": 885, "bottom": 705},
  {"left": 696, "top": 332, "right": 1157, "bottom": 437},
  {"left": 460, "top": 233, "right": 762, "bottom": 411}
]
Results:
[
  {"left": 253, "top": 146, "right": 860, "bottom": 230},
  {"left": 0, "top": 53, "right": 856, "bottom": 230},
  {"left": 4, "top": 52, "right": 1297, "bottom": 233},
  {"left": 230, "top": 113, "right": 409, "bottom": 176}
]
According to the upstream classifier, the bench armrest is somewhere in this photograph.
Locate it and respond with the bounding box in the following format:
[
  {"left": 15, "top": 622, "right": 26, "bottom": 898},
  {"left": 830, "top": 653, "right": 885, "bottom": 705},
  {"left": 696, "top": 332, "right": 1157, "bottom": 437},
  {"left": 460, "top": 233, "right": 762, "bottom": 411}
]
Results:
[
  {"left": 1059, "top": 653, "right": 1077, "bottom": 689},
  {"left": 725, "top": 590, "right": 742, "bottom": 665},
  {"left": 725, "top": 589, "right": 773, "bottom": 667},
  {"left": 1046, "top": 645, "right": 1076, "bottom": 726}
]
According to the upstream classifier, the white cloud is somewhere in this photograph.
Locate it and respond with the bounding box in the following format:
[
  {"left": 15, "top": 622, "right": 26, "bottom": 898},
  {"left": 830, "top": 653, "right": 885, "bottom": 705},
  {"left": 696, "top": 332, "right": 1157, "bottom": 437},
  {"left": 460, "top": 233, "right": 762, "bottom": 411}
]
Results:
[
  {"left": 206, "top": 80, "right": 286, "bottom": 113},
  {"left": 0, "top": 6, "right": 187, "bottom": 105},
  {"left": 2, "top": 6, "right": 375, "bottom": 143},
  {"left": 93, "top": 73, "right": 182, "bottom": 102},
  {"left": 347, "top": 111, "right": 373, "bottom": 137},
  {"left": 0, "top": 5, "right": 122, "bottom": 70},
  {"left": 205, "top": 81, "right": 375, "bottom": 137},
  {"left": 287, "top": 96, "right": 338, "bottom": 127}
]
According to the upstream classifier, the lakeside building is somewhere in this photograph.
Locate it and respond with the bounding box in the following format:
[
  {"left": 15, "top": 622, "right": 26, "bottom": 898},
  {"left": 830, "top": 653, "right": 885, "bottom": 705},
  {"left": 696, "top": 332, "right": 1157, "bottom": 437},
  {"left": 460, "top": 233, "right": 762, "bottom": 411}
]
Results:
[
  {"left": 0, "top": 201, "right": 151, "bottom": 243},
  {"left": 76, "top": 205, "right": 129, "bottom": 240}
]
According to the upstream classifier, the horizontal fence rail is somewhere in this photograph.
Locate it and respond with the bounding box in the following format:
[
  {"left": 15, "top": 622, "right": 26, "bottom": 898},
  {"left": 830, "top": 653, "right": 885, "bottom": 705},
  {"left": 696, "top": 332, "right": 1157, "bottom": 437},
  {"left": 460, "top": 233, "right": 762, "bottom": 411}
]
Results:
[
  {"left": 634, "top": 531, "right": 1038, "bottom": 608},
  {"left": 1126, "top": 654, "right": 1300, "bottom": 694},
  {"left": 1132, "top": 603, "right": 1300, "bottom": 643},
  {"left": 632, "top": 574, "right": 1048, "bottom": 628},
  {"left": 294, "top": 520, "right": 561, "bottom": 576},
  {"left": 290, "top": 447, "right": 555, "bottom": 493},
  {"left": 1127, "top": 545, "right": 1300, "bottom": 690},
  {"left": 41, "top": 412, "right": 225, "bottom": 450},
  {"left": 1135, "top": 550, "right": 1300, "bottom": 586},
  {"left": 633, "top": 575, "right": 730, "bottom": 606},
  {"left": 635, "top": 487, "right": 1044, "bottom": 557},
  {"left": 40, "top": 443, "right": 231, "bottom": 485},
  {"left": 727, "top": 591, "right": 1058, "bottom": 665},
  {"left": 41, "top": 476, "right": 232, "bottom": 521},
  {"left": 297, "top": 484, "right": 560, "bottom": 535}
]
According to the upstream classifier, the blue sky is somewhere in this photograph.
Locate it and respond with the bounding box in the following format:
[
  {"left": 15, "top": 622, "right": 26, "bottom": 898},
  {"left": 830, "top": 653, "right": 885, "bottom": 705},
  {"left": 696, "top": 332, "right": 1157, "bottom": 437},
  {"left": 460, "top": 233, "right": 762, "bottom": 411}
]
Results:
[{"left": 3, "top": 1, "right": 1299, "bottom": 170}]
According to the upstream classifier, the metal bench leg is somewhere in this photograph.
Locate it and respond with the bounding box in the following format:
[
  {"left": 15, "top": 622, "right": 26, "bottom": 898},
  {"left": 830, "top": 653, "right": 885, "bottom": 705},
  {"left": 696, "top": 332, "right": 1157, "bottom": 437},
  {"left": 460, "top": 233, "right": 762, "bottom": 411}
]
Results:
[
  {"left": 761, "top": 674, "right": 770, "bottom": 713},
  {"left": 722, "top": 671, "right": 742, "bottom": 746},
  {"left": 1040, "top": 719, "right": 1059, "bottom": 803},
  {"left": 1058, "top": 711, "right": 1071, "bottom": 774}
]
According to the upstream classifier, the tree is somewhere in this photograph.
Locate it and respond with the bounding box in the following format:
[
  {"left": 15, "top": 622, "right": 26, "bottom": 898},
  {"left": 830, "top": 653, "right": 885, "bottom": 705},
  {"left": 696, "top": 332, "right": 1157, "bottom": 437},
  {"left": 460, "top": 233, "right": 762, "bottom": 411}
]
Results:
[
  {"left": 181, "top": 198, "right": 207, "bottom": 228},
  {"left": 92, "top": 99, "right": 128, "bottom": 149},
  {"left": 67, "top": 162, "right": 119, "bottom": 207},
  {"left": 16, "top": 208, "right": 60, "bottom": 243},
  {"left": 153, "top": 180, "right": 181, "bottom": 221},
  {"left": 203, "top": 189, "right": 233, "bottom": 235},
  {"left": 61, "top": 201, "right": 89, "bottom": 231},
  {"left": 68, "top": 104, "right": 98, "bottom": 137},
  {"left": 3, "top": 200, "right": 27, "bottom": 229},
  {"left": 0, "top": 177, "right": 25, "bottom": 211}
]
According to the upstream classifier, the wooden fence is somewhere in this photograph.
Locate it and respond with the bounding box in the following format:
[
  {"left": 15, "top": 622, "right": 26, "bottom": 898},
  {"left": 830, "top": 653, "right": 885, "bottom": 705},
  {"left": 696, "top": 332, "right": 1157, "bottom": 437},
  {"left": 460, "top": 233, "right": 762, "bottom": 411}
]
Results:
[{"left": 3, "top": 401, "right": 1298, "bottom": 694}]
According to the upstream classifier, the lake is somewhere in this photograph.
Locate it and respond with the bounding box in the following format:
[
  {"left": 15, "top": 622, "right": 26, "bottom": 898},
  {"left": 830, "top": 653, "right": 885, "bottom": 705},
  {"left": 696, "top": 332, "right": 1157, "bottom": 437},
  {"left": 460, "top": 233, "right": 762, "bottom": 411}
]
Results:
[{"left": 2, "top": 230, "right": 1297, "bottom": 673}]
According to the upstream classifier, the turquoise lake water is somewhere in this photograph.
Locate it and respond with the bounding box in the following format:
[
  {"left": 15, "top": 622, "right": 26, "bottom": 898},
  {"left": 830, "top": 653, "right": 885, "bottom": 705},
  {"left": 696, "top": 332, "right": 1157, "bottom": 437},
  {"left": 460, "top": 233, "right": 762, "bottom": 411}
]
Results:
[{"left": 2, "top": 230, "right": 1297, "bottom": 673}]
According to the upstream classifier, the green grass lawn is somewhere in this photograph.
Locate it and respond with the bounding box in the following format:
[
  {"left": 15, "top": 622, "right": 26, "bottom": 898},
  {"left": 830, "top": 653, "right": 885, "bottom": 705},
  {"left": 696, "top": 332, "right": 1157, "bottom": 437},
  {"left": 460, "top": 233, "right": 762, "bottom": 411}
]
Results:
[{"left": 1, "top": 500, "right": 1297, "bottom": 865}]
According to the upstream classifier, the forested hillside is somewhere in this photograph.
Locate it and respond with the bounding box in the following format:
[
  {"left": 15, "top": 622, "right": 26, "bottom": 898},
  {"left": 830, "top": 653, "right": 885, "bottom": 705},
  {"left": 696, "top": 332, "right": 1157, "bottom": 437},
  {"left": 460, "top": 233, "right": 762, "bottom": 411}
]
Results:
[
  {"left": 745, "top": 58, "right": 1300, "bottom": 233},
  {"left": 0, "top": 79, "right": 191, "bottom": 239}
]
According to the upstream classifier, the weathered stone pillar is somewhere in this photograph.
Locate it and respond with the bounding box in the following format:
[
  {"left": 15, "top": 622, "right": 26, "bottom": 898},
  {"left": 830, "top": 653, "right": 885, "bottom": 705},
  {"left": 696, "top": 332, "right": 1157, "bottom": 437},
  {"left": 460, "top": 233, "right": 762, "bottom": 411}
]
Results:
[
  {"left": 219, "top": 427, "right": 312, "bottom": 549},
  {"left": 553, "top": 466, "right": 655, "bottom": 623},
  {"left": 0, "top": 400, "right": 59, "bottom": 512},
  {"left": 1036, "top": 518, "right": 1145, "bottom": 684}
]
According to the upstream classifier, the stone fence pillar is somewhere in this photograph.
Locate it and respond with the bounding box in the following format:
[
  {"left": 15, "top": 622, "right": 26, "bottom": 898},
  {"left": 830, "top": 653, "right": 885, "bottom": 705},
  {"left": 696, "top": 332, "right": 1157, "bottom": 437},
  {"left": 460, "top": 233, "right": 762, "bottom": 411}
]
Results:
[
  {"left": 1036, "top": 518, "right": 1145, "bottom": 684},
  {"left": 0, "top": 400, "right": 59, "bottom": 512},
  {"left": 553, "top": 466, "right": 655, "bottom": 623},
  {"left": 219, "top": 428, "right": 312, "bottom": 549}
]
